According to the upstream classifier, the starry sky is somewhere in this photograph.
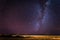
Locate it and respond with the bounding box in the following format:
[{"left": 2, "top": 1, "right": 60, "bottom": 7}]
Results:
[{"left": 0, "top": 0, "right": 60, "bottom": 35}]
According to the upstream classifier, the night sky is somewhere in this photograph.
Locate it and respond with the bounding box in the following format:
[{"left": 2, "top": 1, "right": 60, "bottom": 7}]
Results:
[{"left": 0, "top": 0, "right": 60, "bottom": 35}]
